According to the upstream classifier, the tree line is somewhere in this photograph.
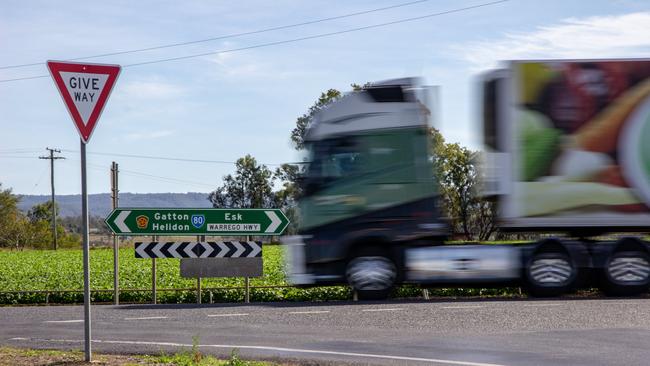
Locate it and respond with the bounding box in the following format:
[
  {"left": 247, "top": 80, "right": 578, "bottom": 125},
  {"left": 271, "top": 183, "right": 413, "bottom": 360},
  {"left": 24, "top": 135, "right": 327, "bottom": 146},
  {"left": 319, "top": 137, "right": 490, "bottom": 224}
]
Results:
[{"left": 0, "top": 186, "right": 81, "bottom": 250}]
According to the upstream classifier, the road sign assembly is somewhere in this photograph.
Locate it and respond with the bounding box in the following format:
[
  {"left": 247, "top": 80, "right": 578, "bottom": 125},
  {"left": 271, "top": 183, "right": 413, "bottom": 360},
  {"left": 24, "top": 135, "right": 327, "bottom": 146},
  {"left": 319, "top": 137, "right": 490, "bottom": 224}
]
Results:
[
  {"left": 134, "top": 241, "right": 262, "bottom": 259},
  {"left": 106, "top": 208, "right": 289, "bottom": 235},
  {"left": 47, "top": 61, "right": 121, "bottom": 143},
  {"left": 48, "top": 60, "right": 121, "bottom": 363}
]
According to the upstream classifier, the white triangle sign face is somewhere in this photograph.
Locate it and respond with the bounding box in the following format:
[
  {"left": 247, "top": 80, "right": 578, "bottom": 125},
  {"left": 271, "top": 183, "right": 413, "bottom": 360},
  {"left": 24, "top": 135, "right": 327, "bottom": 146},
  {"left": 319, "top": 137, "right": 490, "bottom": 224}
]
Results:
[{"left": 47, "top": 61, "right": 121, "bottom": 143}]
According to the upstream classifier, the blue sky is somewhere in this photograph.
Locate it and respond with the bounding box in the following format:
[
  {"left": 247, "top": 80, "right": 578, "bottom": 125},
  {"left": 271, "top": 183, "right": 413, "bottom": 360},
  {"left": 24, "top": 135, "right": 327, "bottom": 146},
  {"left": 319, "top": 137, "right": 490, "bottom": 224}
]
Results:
[{"left": 1, "top": 0, "right": 649, "bottom": 195}]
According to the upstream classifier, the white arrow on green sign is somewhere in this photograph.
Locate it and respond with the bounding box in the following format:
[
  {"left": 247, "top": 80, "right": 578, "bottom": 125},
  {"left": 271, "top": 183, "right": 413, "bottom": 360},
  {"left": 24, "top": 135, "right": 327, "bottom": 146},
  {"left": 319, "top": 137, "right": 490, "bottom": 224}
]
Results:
[{"left": 105, "top": 208, "right": 289, "bottom": 235}]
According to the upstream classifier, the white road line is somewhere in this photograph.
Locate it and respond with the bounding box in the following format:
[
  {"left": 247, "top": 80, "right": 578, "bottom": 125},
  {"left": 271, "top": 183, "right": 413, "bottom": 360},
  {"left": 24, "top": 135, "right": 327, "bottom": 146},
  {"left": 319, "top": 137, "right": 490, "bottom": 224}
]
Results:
[
  {"left": 123, "top": 316, "right": 168, "bottom": 320},
  {"left": 207, "top": 313, "right": 249, "bottom": 317},
  {"left": 288, "top": 310, "right": 330, "bottom": 314},
  {"left": 523, "top": 303, "right": 563, "bottom": 307},
  {"left": 15, "top": 337, "right": 508, "bottom": 366},
  {"left": 441, "top": 306, "right": 483, "bottom": 309},
  {"left": 43, "top": 319, "right": 83, "bottom": 323},
  {"left": 361, "top": 308, "right": 404, "bottom": 312}
]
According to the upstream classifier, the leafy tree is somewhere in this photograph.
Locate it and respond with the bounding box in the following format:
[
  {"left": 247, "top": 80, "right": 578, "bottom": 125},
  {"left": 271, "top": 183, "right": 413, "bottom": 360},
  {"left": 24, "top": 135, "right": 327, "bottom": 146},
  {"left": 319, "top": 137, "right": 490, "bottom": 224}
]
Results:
[
  {"left": 273, "top": 163, "right": 305, "bottom": 235},
  {"left": 0, "top": 185, "right": 80, "bottom": 250},
  {"left": 290, "top": 83, "right": 368, "bottom": 150},
  {"left": 290, "top": 89, "right": 342, "bottom": 150},
  {"left": 27, "top": 201, "right": 58, "bottom": 223},
  {"left": 0, "top": 183, "right": 23, "bottom": 249},
  {"left": 0, "top": 183, "right": 19, "bottom": 226},
  {"left": 273, "top": 163, "right": 303, "bottom": 207},
  {"left": 209, "top": 155, "right": 277, "bottom": 209},
  {"left": 430, "top": 128, "right": 497, "bottom": 240}
]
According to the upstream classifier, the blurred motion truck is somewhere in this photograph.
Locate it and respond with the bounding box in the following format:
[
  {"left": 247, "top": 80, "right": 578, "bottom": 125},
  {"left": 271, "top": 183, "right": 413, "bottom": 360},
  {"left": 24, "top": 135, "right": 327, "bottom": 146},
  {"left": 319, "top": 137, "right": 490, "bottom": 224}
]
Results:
[{"left": 284, "top": 59, "right": 650, "bottom": 299}]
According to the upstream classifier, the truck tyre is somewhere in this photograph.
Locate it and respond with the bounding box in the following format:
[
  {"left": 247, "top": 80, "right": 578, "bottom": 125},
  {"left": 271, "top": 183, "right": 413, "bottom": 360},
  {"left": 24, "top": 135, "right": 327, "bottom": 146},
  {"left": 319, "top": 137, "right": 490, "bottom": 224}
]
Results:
[
  {"left": 601, "top": 250, "right": 650, "bottom": 297},
  {"left": 525, "top": 250, "right": 576, "bottom": 297},
  {"left": 346, "top": 250, "right": 397, "bottom": 300}
]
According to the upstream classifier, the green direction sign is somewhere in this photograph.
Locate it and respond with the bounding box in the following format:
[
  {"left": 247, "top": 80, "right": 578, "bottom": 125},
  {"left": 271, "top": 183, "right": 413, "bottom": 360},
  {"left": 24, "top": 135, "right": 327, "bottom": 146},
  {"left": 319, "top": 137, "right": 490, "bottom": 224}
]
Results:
[{"left": 105, "top": 208, "right": 289, "bottom": 236}]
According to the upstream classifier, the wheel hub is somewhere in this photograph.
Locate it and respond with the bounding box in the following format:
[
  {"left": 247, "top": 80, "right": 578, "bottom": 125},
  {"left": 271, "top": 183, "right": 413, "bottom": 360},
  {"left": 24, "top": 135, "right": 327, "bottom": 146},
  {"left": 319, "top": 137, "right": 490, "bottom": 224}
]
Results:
[
  {"left": 608, "top": 256, "right": 650, "bottom": 283},
  {"left": 347, "top": 256, "right": 396, "bottom": 291},
  {"left": 529, "top": 258, "right": 572, "bottom": 285}
]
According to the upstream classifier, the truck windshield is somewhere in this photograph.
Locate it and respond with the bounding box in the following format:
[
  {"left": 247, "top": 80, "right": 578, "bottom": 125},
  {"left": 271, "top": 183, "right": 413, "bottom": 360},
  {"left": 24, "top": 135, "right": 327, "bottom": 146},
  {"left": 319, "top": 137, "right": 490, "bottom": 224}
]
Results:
[{"left": 302, "top": 138, "right": 361, "bottom": 195}]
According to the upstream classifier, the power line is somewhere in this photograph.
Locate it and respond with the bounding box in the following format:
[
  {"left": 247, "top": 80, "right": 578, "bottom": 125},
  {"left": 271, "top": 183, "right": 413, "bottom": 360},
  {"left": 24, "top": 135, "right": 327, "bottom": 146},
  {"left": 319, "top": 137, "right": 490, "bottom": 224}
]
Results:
[
  {"left": 0, "top": 155, "right": 40, "bottom": 159},
  {"left": 59, "top": 149, "right": 287, "bottom": 166},
  {"left": 82, "top": 162, "right": 216, "bottom": 188},
  {"left": 0, "top": 0, "right": 431, "bottom": 70},
  {"left": 0, "top": 148, "right": 42, "bottom": 153},
  {"left": 0, "top": 147, "right": 300, "bottom": 166},
  {"left": 119, "top": 169, "right": 216, "bottom": 188},
  {"left": 0, "top": 0, "right": 509, "bottom": 83}
]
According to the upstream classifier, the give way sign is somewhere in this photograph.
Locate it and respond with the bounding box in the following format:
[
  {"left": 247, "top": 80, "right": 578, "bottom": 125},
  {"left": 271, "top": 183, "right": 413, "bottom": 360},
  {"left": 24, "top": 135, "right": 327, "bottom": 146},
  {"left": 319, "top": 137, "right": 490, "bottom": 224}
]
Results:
[{"left": 47, "top": 61, "right": 121, "bottom": 143}]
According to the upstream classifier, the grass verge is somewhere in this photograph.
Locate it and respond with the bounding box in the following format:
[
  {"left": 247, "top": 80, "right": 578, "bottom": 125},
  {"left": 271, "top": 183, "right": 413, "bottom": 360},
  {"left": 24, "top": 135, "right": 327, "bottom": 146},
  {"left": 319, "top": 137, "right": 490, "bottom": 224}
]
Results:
[{"left": 0, "top": 346, "right": 287, "bottom": 365}]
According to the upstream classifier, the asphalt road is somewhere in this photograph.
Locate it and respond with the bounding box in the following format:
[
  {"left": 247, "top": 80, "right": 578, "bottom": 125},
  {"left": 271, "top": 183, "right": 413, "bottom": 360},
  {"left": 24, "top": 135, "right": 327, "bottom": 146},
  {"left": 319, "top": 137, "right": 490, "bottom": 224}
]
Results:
[{"left": 2, "top": 298, "right": 650, "bottom": 366}]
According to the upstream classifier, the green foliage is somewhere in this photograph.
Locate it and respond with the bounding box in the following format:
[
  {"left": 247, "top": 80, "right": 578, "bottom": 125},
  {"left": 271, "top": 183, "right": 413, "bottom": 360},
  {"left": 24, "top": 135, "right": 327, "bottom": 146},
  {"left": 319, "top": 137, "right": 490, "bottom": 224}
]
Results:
[
  {"left": 209, "top": 155, "right": 277, "bottom": 209},
  {"left": 0, "top": 183, "right": 19, "bottom": 220},
  {"left": 273, "top": 163, "right": 303, "bottom": 235},
  {"left": 0, "top": 183, "right": 23, "bottom": 249},
  {"left": 208, "top": 156, "right": 302, "bottom": 235},
  {"left": 0, "top": 185, "right": 80, "bottom": 250},
  {"left": 0, "top": 246, "right": 346, "bottom": 304},
  {"left": 289, "top": 83, "right": 368, "bottom": 151},
  {"left": 227, "top": 349, "right": 245, "bottom": 366},
  {"left": 290, "top": 88, "right": 342, "bottom": 150},
  {"left": 27, "top": 201, "right": 58, "bottom": 222},
  {"left": 154, "top": 345, "right": 271, "bottom": 365},
  {"left": 0, "top": 246, "right": 522, "bottom": 305},
  {"left": 430, "top": 128, "right": 497, "bottom": 240}
]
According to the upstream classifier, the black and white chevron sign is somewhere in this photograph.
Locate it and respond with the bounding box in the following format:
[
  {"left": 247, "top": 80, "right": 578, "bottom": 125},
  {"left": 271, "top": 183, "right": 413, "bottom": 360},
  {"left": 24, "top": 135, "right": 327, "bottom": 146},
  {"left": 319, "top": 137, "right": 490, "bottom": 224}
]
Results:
[{"left": 134, "top": 241, "right": 262, "bottom": 259}]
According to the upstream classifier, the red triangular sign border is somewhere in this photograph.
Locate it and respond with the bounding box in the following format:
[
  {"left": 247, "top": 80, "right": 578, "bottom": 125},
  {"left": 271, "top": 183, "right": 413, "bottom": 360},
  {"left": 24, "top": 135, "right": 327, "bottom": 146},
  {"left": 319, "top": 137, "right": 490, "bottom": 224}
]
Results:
[{"left": 47, "top": 60, "right": 121, "bottom": 143}]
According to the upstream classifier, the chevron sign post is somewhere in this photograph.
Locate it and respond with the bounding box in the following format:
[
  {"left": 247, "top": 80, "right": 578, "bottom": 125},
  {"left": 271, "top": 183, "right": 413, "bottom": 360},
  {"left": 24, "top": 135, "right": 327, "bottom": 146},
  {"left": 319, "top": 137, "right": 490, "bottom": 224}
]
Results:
[
  {"left": 105, "top": 208, "right": 289, "bottom": 235},
  {"left": 134, "top": 241, "right": 262, "bottom": 259}
]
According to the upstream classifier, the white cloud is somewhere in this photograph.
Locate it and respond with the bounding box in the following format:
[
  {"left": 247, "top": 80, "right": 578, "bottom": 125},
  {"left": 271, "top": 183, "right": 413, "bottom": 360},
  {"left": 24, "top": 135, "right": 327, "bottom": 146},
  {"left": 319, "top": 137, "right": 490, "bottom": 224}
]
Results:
[
  {"left": 125, "top": 129, "right": 174, "bottom": 141},
  {"left": 204, "top": 43, "right": 307, "bottom": 81},
  {"left": 119, "top": 80, "right": 186, "bottom": 100},
  {"left": 458, "top": 12, "right": 650, "bottom": 71}
]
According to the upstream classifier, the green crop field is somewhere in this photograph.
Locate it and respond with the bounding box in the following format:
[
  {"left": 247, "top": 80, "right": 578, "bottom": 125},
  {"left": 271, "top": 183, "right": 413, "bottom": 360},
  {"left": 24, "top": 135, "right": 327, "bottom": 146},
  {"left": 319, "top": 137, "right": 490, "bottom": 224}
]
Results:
[{"left": 0, "top": 245, "right": 520, "bottom": 305}]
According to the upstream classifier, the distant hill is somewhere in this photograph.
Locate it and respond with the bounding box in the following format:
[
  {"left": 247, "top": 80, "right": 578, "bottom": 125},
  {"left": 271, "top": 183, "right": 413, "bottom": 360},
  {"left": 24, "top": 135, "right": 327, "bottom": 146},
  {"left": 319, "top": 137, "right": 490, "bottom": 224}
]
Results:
[{"left": 17, "top": 192, "right": 212, "bottom": 218}]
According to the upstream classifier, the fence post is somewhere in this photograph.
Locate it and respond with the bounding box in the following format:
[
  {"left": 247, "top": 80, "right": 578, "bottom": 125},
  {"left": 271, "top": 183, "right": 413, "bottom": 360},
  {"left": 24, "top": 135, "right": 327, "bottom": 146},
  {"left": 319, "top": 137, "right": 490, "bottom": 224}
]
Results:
[
  {"left": 245, "top": 235, "right": 251, "bottom": 303},
  {"left": 197, "top": 235, "right": 205, "bottom": 304},
  {"left": 152, "top": 235, "right": 157, "bottom": 304}
]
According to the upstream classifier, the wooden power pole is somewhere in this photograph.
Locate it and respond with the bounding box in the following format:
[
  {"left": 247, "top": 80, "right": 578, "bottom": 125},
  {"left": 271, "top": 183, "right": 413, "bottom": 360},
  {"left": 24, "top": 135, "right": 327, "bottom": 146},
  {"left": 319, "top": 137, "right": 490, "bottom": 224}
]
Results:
[{"left": 39, "top": 147, "right": 65, "bottom": 250}]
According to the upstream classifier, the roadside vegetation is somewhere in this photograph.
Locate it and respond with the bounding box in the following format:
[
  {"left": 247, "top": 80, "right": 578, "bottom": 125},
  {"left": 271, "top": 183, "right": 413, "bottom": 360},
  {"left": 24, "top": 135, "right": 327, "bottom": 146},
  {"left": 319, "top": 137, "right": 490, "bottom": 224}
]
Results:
[
  {"left": 0, "top": 346, "right": 286, "bottom": 365},
  {"left": 0, "top": 245, "right": 521, "bottom": 305}
]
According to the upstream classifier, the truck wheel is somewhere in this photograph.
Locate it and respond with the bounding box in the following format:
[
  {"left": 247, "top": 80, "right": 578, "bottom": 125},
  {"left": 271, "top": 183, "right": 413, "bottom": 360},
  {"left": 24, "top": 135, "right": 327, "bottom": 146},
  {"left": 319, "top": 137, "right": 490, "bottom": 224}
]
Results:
[
  {"left": 526, "top": 251, "right": 575, "bottom": 297},
  {"left": 601, "top": 250, "right": 650, "bottom": 297},
  {"left": 346, "top": 254, "right": 397, "bottom": 300}
]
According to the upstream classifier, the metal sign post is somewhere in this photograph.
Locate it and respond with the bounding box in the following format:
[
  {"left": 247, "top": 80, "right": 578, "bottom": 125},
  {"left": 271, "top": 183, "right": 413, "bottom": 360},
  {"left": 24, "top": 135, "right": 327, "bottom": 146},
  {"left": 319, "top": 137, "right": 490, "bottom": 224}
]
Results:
[
  {"left": 111, "top": 162, "right": 119, "bottom": 305},
  {"left": 80, "top": 140, "right": 91, "bottom": 360}
]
